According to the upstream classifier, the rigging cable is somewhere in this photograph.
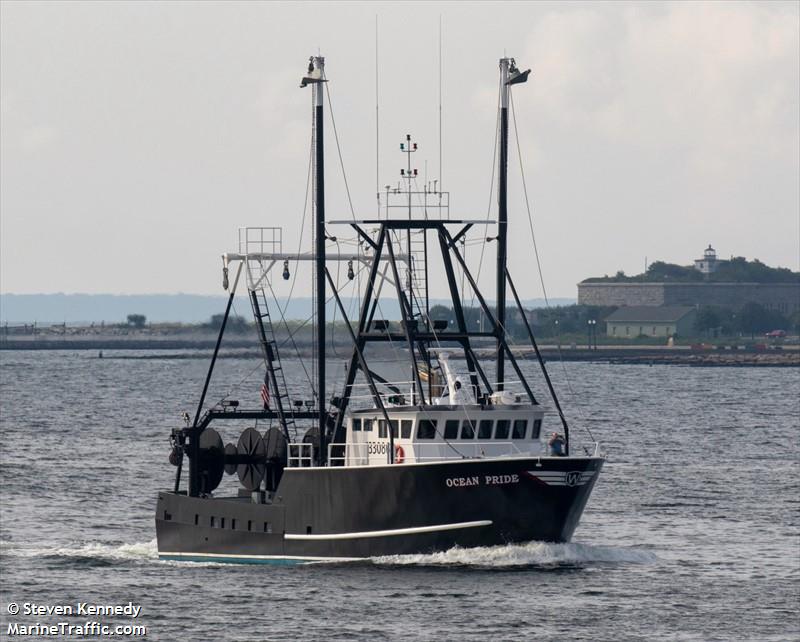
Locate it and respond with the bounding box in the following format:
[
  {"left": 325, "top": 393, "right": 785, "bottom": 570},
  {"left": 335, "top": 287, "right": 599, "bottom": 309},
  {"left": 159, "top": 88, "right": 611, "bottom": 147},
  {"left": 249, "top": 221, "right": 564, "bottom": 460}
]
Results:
[
  {"left": 270, "top": 109, "right": 316, "bottom": 399},
  {"left": 367, "top": 289, "right": 468, "bottom": 460},
  {"left": 324, "top": 81, "right": 363, "bottom": 390},
  {"left": 274, "top": 282, "right": 360, "bottom": 355},
  {"left": 218, "top": 130, "right": 314, "bottom": 411},
  {"left": 325, "top": 83, "right": 357, "bottom": 221},
  {"left": 325, "top": 80, "right": 363, "bottom": 355},
  {"left": 330, "top": 238, "right": 345, "bottom": 357},
  {"left": 509, "top": 89, "right": 595, "bottom": 444},
  {"left": 224, "top": 295, "right": 289, "bottom": 428},
  {"left": 266, "top": 277, "right": 315, "bottom": 393},
  {"left": 280, "top": 133, "right": 314, "bottom": 318},
  {"left": 329, "top": 258, "right": 368, "bottom": 396},
  {"left": 468, "top": 77, "right": 501, "bottom": 312}
]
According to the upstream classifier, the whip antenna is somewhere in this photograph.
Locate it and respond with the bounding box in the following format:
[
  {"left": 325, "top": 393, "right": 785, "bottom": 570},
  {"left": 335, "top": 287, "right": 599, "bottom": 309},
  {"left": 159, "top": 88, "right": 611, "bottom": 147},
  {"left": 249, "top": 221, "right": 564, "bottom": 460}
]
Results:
[
  {"left": 375, "top": 15, "right": 380, "bottom": 217},
  {"left": 438, "top": 15, "right": 443, "bottom": 190}
]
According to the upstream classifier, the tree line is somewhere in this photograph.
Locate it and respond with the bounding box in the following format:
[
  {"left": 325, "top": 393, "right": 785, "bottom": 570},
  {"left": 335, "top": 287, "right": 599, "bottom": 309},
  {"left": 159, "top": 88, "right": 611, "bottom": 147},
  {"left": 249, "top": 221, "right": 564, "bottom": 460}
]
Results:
[
  {"left": 583, "top": 257, "right": 799, "bottom": 284},
  {"left": 124, "top": 300, "right": 798, "bottom": 340},
  {"left": 693, "top": 303, "right": 797, "bottom": 338}
]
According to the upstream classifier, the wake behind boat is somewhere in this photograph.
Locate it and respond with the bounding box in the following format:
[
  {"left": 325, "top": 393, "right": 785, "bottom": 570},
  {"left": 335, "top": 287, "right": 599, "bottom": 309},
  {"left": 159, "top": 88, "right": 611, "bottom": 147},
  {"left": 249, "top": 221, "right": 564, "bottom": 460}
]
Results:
[{"left": 156, "top": 54, "right": 604, "bottom": 564}]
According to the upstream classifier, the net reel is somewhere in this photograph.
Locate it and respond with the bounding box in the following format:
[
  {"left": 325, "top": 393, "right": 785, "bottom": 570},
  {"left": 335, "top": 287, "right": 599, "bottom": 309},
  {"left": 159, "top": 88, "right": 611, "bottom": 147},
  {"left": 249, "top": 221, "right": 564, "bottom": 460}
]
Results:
[
  {"left": 303, "top": 426, "right": 321, "bottom": 467},
  {"left": 263, "top": 426, "right": 288, "bottom": 491},
  {"left": 216, "top": 426, "right": 292, "bottom": 492},
  {"left": 223, "top": 443, "right": 237, "bottom": 475},
  {"left": 236, "top": 427, "right": 266, "bottom": 491},
  {"left": 196, "top": 427, "right": 225, "bottom": 495}
]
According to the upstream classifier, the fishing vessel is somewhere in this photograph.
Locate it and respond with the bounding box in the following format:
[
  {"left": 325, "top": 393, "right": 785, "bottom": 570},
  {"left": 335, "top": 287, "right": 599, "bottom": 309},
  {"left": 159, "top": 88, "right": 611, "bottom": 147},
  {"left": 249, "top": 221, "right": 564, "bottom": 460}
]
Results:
[{"left": 156, "top": 55, "right": 604, "bottom": 563}]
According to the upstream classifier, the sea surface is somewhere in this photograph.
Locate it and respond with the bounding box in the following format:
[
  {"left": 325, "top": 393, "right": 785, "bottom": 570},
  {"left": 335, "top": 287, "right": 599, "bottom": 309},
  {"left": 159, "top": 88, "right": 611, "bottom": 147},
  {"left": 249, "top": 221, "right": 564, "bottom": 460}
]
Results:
[{"left": 1, "top": 350, "right": 798, "bottom": 641}]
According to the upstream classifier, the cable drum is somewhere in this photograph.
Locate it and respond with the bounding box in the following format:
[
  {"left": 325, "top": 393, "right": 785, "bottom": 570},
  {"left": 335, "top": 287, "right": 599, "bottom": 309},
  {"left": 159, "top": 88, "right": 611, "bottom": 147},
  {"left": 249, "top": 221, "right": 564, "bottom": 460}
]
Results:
[
  {"left": 263, "top": 427, "right": 288, "bottom": 465},
  {"left": 196, "top": 428, "right": 225, "bottom": 495},
  {"left": 223, "top": 443, "right": 236, "bottom": 475},
  {"left": 236, "top": 427, "right": 266, "bottom": 491},
  {"left": 302, "top": 426, "right": 321, "bottom": 467},
  {"left": 263, "top": 427, "right": 288, "bottom": 491}
]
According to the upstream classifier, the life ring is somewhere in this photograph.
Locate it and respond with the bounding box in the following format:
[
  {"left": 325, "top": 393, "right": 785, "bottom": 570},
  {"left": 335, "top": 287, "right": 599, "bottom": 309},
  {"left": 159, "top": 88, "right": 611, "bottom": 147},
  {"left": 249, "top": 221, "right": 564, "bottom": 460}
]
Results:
[{"left": 395, "top": 445, "right": 405, "bottom": 464}]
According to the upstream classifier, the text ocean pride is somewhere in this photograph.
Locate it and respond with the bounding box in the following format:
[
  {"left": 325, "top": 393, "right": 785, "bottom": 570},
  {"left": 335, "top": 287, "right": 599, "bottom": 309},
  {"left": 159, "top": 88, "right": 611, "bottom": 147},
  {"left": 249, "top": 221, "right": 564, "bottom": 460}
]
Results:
[{"left": 445, "top": 474, "right": 519, "bottom": 488}]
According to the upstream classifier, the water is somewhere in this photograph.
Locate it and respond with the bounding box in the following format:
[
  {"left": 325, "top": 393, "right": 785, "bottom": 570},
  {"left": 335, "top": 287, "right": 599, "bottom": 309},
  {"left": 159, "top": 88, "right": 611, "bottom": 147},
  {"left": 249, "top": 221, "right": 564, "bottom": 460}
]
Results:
[{"left": 1, "top": 350, "right": 798, "bottom": 641}]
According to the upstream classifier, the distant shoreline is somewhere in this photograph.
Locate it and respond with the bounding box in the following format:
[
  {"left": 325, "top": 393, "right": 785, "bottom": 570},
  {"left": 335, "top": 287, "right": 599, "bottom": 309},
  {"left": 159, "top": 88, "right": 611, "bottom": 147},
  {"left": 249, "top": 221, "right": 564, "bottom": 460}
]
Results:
[{"left": 1, "top": 337, "right": 796, "bottom": 367}]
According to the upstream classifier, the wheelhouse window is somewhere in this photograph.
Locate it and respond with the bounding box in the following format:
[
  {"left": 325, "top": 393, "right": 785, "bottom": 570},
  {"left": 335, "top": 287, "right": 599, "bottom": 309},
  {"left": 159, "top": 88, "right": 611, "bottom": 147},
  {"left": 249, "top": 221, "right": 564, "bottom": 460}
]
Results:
[
  {"left": 512, "top": 419, "right": 527, "bottom": 439},
  {"left": 417, "top": 419, "right": 437, "bottom": 439},
  {"left": 363, "top": 418, "right": 373, "bottom": 432},
  {"left": 390, "top": 420, "right": 399, "bottom": 438},
  {"left": 378, "top": 420, "right": 387, "bottom": 438},
  {"left": 444, "top": 420, "right": 460, "bottom": 440},
  {"left": 478, "top": 420, "right": 493, "bottom": 439},
  {"left": 532, "top": 418, "right": 542, "bottom": 439},
  {"left": 352, "top": 418, "right": 361, "bottom": 432},
  {"left": 401, "top": 420, "right": 412, "bottom": 439},
  {"left": 495, "top": 419, "right": 510, "bottom": 439},
  {"left": 460, "top": 420, "right": 475, "bottom": 439}
]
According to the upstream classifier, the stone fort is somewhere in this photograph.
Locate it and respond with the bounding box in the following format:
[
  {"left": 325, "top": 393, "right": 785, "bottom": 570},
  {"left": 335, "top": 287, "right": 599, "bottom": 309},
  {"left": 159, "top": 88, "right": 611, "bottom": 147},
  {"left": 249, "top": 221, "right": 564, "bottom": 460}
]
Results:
[
  {"left": 577, "top": 282, "right": 800, "bottom": 314},
  {"left": 578, "top": 245, "right": 800, "bottom": 314}
]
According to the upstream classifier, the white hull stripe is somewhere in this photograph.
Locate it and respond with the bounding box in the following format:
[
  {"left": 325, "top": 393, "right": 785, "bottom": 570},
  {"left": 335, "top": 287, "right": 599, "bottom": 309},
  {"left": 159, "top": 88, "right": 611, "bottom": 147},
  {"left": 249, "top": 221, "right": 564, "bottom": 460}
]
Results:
[
  {"left": 159, "top": 552, "right": 363, "bottom": 563},
  {"left": 284, "top": 519, "right": 493, "bottom": 540}
]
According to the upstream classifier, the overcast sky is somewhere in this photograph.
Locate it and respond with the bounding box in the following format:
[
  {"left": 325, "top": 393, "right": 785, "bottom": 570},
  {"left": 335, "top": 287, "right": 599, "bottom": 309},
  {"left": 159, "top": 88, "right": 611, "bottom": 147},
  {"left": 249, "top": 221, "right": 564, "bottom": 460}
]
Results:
[{"left": 1, "top": 1, "right": 798, "bottom": 301}]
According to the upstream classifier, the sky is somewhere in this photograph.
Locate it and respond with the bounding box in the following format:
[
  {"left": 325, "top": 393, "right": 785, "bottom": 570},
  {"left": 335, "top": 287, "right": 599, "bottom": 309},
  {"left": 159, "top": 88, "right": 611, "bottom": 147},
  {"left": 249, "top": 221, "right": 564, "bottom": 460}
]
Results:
[{"left": 1, "top": 1, "right": 798, "bottom": 302}]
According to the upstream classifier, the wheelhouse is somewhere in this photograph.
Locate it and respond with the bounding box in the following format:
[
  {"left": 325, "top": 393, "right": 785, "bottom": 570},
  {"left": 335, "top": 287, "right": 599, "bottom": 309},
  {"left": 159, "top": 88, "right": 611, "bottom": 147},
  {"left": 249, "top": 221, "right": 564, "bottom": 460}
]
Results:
[{"left": 323, "top": 405, "right": 547, "bottom": 466}]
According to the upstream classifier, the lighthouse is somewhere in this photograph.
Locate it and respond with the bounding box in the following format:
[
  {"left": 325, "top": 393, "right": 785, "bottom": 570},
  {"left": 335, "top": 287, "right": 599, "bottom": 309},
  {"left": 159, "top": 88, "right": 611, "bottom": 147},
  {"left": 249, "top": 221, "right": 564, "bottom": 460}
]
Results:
[{"left": 694, "top": 244, "right": 720, "bottom": 275}]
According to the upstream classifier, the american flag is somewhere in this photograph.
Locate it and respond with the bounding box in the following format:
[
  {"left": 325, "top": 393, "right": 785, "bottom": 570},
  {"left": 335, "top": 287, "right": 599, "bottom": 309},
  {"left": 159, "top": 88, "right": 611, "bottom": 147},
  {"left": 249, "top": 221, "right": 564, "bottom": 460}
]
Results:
[{"left": 260, "top": 380, "right": 270, "bottom": 409}]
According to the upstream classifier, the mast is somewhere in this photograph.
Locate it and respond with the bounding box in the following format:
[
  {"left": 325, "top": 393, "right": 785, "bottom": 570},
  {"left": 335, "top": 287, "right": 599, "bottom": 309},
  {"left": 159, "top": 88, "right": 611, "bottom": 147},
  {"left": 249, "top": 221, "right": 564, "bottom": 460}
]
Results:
[
  {"left": 496, "top": 58, "right": 510, "bottom": 391},
  {"left": 302, "top": 55, "right": 327, "bottom": 464},
  {"left": 496, "top": 56, "right": 529, "bottom": 391}
]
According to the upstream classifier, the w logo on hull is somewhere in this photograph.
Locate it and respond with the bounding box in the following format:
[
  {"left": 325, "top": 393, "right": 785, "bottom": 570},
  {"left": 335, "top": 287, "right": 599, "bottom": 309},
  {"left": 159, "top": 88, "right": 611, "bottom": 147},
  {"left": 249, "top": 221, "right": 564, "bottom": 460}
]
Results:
[{"left": 524, "top": 470, "right": 595, "bottom": 487}]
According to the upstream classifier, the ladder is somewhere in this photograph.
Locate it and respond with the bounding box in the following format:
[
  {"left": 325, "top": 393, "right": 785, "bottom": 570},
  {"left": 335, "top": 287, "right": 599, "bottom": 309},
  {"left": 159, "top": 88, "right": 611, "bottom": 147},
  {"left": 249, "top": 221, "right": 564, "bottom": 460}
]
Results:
[
  {"left": 404, "top": 229, "right": 434, "bottom": 405},
  {"left": 407, "top": 229, "right": 429, "bottom": 323},
  {"left": 248, "top": 284, "right": 296, "bottom": 440}
]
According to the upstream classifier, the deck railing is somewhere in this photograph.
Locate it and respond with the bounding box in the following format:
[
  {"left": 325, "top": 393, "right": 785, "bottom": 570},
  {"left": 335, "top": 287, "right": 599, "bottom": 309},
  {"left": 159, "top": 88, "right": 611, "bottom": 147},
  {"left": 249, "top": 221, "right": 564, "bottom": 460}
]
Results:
[
  {"left": 326, "top": 442, "right": 369, "bottom": 466},
  {"left": 326, "top": 440, "right": 531, "bottom": 466},
  {"left": 325, "top": 440, "right": 604, "bottom": 466},
  {"left": 287, "top": 442, "right": 314, "bottom": 468},
  {"left": 343, "top": 379, "right": 535, "bottom": 409}
]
